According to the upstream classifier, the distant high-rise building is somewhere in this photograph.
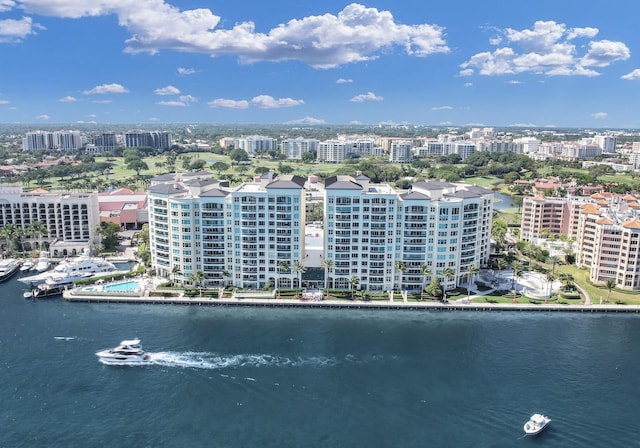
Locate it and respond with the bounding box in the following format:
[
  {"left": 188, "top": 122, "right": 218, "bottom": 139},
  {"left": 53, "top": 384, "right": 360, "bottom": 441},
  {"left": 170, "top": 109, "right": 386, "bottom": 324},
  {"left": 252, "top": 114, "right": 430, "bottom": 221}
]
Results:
[{"left": 125, "top": 131, "right": 172, "bottom": 151}]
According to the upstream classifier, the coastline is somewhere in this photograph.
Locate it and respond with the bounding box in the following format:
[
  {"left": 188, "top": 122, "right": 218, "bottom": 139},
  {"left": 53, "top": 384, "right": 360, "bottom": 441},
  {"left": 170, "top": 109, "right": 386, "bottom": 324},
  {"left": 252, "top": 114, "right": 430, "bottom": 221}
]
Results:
[{"left": 62, "top": 290, "right": 640, "bottom": 313}]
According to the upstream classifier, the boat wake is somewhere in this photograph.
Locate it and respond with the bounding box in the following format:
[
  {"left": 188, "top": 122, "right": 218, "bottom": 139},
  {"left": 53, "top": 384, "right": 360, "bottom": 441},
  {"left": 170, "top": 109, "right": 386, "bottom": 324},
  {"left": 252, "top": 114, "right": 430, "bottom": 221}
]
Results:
[{"left": 98, "top": 351, "right": 340, "bottom": 369}]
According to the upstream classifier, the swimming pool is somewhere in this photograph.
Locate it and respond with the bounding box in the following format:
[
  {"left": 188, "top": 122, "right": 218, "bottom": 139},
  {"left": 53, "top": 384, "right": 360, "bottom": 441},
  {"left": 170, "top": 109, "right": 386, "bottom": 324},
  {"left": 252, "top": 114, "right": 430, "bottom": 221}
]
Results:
[{"left": 101, "top": 280, "right": 142, "bottom": 292}]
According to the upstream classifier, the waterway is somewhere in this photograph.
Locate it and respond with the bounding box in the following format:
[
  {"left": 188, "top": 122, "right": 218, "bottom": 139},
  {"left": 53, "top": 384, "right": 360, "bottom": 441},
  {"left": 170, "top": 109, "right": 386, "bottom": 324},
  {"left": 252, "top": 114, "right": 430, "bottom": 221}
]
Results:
[{"left": 2, "top": 277, "right": 639, "bottom": 447}]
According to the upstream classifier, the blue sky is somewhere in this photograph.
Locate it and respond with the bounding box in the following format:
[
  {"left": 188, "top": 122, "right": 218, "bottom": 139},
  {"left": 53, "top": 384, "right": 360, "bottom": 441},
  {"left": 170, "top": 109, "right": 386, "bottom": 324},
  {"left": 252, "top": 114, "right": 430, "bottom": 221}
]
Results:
[{"left": 1, "top": 0, "right": 639, "bottom": 127}]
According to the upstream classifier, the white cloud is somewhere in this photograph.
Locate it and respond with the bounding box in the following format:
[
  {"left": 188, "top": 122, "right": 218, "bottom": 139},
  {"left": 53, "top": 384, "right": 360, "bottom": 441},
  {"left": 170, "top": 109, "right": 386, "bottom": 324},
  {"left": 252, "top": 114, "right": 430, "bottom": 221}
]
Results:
[
  {"left": 179, "top": 94, "right": 197, "bottom": 104},
  {"left": 36, "top": 114, "right": 50, "bottom": 120},
  {"left": 154, "top": 85, "right": 181, "bottom": 95},
  {"left": 207, "top": 98, "right": 249, "bottom": 109},
  {"left": 460, "top": 20, "right": 630, "bottom": 77},
  {"left": 0, "top": 16, "right": 44, "bottom": 43},
  {"left": 157, "top": 100, "right": 186, "bottom": 107},
  {"left": 507, "top": 80, "right": 521, "bottom": 84},
  {"left": 336, "top": 78, "right": 353, "bottom": 84},
  {"left": 580, "top": 40, "right": 630, "bottom": 67},
  {"left": 83, "top": 83, "right": 129, "bottom": 95},
  {"left": 431, "top": 105, "right": 453, "bottom": 110},
  {"left": 591, "top": 112, "right": 608, "bottom": 119},
  {"left": 285, "top": 116, "right": 326, "bottom": 125},
  {"left": 177, "top": 67, "right": 196, "bottom": 75},
  {"left": 621, "top": 69, "right": 640, "bottom": 81},
  {"left": 463, "top": 82, "right": 473, "bottom": 87},
  {"left": 0, "top": 99, "right": 9, "bottom": 104},
  {"left": 58, "top": 95, "right": 77, "bottom": 102},
  {"left": 350, "top": 91, "right": 383, "bottom": 102},
  {"left": 0, "top": 1, "right": 15, "bottom": 13},
  {"left": 16, "top": 2, "right": 448, "bottom": 68},
  {"left": 93, "top": 100, "right": 112, "bottom": 104},
  {"left": 251, "top": 95, "right": 304, "bottom": 108}
]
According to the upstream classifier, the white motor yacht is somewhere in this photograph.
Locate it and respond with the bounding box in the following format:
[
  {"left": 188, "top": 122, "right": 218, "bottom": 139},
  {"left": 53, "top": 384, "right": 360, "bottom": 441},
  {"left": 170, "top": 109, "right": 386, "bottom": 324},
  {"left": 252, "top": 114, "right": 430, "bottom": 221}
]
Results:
[
  {"left": 96, "top": 339, "right": 151, "bottom": 365},
  {"left": 33, "top": 251, "right": 50, "bottom": 272},
  {"left": 0, "top": 259, "right": 21, "bottom": 282},
  {"left": 20, "top": 249, "right": 125, "bottom": 286},
  {"left": 524, "top": 413, "right": 551, "bottom": 435}
]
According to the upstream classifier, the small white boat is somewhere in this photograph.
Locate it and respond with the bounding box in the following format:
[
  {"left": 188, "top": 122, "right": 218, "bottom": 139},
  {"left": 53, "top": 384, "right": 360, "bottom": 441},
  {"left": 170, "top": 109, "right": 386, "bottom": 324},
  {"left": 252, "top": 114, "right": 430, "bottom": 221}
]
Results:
[
  {"left": 524, "top": 413, "right": 551, "bottom": 435},
  {"left": 96, "top": 339, "right": 151, "bottom": 365},
  {"left": 20, "top": 260, "right": 35, "bottom": 272}
]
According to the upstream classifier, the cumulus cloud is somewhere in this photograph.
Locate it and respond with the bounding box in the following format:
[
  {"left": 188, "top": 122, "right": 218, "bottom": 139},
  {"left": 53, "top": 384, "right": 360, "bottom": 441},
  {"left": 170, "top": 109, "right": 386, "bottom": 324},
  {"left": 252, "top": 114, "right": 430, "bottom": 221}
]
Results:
[
  {"left": 621, "top": 69, "right": 640, "bottom": 81},
  {"left": 0, "top": 1, "right": 15, "bottom": 13},
  {"left": 177, "top": 67, "right": 196, "bottom": 75},
  {"left": 591, "top": 112, "right": 608, "bottom": 119},
  {"left": 58, "top": 95, "right": 77, "bottom": 102},
  {"left": 0, "top": 16, "right": 44, "bottom": 43},
  {"left": 431, "top": 105, "right": 453, "bottom": 110},
  {"left": 36, "top": 114, "right": 50, "bottom": 120},
  {"left": 460, "top": 20, "right": 630, "bottom": 77},
  {"left": 285, "top": 116, "right": 326, "bottom": 125},
  {"left": 154, "top": 85, "right": 180, "bottom": 95},
  {"left": 83, "top": 83, "right": 129, "bottom": 95},
  {"left": 157, "top": 94, "right": 196, "bottom": 106},
  {"left": 251, "top": 95, "right": 304, "bottom": 108},
  {"left": 207, "top": 98, "right": 250, "bottom": 109},
  {"left": 14, "top": 2, "right": 448, "bottom": 68},
  {"left": 336, "top": 78, "right": 353, "bottom": 84},
  {"left": 350, "top": 91, "right": 383, "bottom": 102}
]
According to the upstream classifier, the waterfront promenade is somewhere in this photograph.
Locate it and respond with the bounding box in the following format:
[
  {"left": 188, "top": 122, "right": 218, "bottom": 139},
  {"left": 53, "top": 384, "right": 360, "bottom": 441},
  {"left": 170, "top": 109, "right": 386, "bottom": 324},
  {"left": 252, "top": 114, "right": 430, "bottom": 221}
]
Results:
[{"left": 62, "top": 290, "right": 640, "bottom": 313}]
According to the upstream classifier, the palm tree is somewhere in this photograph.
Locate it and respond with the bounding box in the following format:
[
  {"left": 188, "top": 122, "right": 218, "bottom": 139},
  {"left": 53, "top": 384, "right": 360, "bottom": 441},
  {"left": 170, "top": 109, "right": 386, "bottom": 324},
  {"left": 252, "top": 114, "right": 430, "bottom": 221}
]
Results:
[
  {"left": 293, "top": 260, "right": 306, "bottom": 289},
  {"left": 420, "top": 264, "right": 431, "bottom": 301},
  {"left": 511, "top": 261, "right": 523, "bottom": 291},
  {"left": 222, "top": 269, "right": 231, "bottom": 288},
  {"left": 190, "top": 270, "right": 205, "bottom": 297},
  {"left": 349, "top": 275, "right": 360, "bottom": 300},
  {"left": 442, "top": 267, "right": 455, "bottom": 287},
  {"left": 26, "top": 220, "right": 48, "bottom": 252},
  {"left": 321, "top": 258, "right": 334, "bottom": 290},
  {"left": 277, "top": 260, "right": 291, "bottom": 288},
  {"left": 171, "top": 265, "right": 182, "bottom": 286},
  {"left": 605, "top": 278, "right": 616, "bottom": 303},
  {"left": 0, "top": 224, "right": 18, "bottom": 256},
  {"left": 546, "top": 272, "right": 556, "bottom": 297},
  {"left": 547, "top": 255, "right": 561, "bottom": 276},
  {"left": 394, "top": 260, "right": 407, "bottom": 292},
  {"left": 496, "top": 258, "right": 508, "bottom": 272},
  {"left": 465, "top": 264, "right": 480, "bottom": 301}
]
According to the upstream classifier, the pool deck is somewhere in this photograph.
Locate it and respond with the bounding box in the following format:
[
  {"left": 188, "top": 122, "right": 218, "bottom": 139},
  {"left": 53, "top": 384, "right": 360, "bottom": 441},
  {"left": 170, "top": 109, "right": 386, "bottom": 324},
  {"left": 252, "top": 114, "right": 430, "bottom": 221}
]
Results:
[{"left": 62, "top": 290, "right": 640, "bottom": 313}]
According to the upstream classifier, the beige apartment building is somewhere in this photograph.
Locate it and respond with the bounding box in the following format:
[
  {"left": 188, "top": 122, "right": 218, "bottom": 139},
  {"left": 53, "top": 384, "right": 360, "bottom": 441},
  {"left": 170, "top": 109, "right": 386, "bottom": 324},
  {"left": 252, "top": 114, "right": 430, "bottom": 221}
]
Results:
[{"left": 521, "top": 192, "right": 640, "bottom": 290}]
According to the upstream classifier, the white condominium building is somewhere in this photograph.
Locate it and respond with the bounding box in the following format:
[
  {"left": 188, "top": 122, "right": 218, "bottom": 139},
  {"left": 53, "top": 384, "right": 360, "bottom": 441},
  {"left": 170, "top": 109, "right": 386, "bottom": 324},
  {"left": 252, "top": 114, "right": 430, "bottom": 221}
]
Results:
[
  {"left": 324, "top": 174, "right": 493, "bottom": 292},
  {"left": 389, "top": 140, "right": 413, "bottom": 163},
  {"left": 234, "top": 135, "right": 278, "bottom": 156},
  {"left": 23, "top": 130, "right": 84, "bottom": 151},
  {"left": 281, "top": 138, "right": 319, "bottom": 160},
  {"left": 147, "top": 172, "right": 306, "bottom": 289},
  {"left": 0, "top": 185, "right": 99, "bottom": 248}
]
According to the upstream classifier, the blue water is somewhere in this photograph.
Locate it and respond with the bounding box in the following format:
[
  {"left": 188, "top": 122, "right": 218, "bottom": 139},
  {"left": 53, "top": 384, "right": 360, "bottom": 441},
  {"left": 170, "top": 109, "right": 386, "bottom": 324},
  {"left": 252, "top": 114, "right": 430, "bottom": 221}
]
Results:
[
  {"left": 2, "top": 278, "right": 640, "bottom": 447},
  {"left": 102, "top": 280, "right": 141, "bottom": 292}
]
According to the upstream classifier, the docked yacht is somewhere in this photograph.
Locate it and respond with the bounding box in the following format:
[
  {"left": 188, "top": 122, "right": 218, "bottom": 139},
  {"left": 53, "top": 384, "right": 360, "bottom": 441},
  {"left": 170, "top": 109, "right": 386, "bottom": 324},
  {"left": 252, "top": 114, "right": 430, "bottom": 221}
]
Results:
[
  {"left": 33, "top": 251, "right": 50, "bottom": 272},
  {"left": 96, "top": 339, "right": 151, "bottom": 365},
  {"left": 20, "top": 249, "right": 125, "bottom": 286},
  {"left": 0, "top": 259, "right": 21, "bottom": 282},
  {"left": 524, "top": 414, "right": 551, "bottom": 435},
  {"left": 20, "top": 259, "right": 35, "bottom": 272}
]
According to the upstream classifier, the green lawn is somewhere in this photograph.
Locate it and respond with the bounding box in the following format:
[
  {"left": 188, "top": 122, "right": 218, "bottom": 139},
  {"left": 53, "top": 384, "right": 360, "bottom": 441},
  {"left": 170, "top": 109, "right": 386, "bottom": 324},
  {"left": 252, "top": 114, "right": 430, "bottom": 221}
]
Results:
[{"left": 557, "top": 264, "right": 640, "bottom": 305}]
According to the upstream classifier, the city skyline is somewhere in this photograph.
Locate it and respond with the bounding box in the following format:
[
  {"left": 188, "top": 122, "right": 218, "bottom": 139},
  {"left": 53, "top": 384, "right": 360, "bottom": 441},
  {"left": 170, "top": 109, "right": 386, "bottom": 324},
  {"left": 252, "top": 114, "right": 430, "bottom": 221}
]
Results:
[{"left": 1, "top": 0, "right": 639, "bottom": 127}]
